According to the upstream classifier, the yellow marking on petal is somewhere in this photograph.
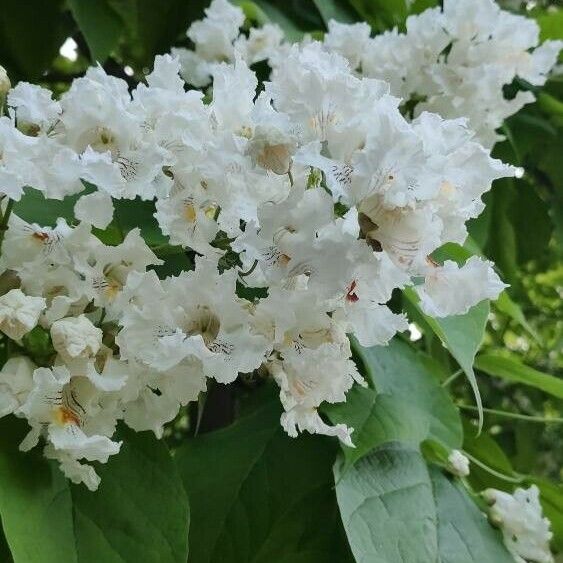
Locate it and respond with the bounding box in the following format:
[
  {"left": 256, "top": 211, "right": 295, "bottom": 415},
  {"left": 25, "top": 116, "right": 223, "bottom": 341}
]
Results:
[
  {"left": 184, "top": 203, "right": 197, "bottom": 224},
  {"left": 53, "top": 406, "right": 80, "bottom": 427}
]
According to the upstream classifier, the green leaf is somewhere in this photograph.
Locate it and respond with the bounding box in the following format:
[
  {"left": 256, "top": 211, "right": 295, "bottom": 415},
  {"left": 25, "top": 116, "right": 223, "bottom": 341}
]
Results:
[
  {"left": 311, "top": 0, "right": 359, "bottom": 26},
  {"left": 253, "top": 1, "right": 308, "bottom": 42},
  {"left": 494, "top": 291, "right": 541, "bottom": 343},
  {"left": 335, "top": 442, "right": 439, "bottom": 563},
  {"left": 430, "top": 467, "right": 513, "bottom": 563},
  {"left": 0, "top": 0, "right": 72, "bottom": 82},
  {"left": 113, "top": 197, "right": 167, "bottom": 246},
  {"left": 13, "top": 187, "right": 83, "bottom": 227},
  {"left": 335, "top": 442, "right": 512, "bottom": 563},
  {"left": 0, "top": 417, "right": 189, "bottom": 563},
  {"left": 326, "top": 339, "right": 461, "bottom": 468},
  {"left": 348, "top": 0, "right": 408, "bottom": 30},
  {"left": 536, "top": 9, "right": 563, "bottom": 41},
  {"left": 404, "top": 288, "right": 489, "bottom": 430},
  {"left": 175, "top": 383, "right": 353, "bottom": 563},
  {"left": 107, "top": 0, "right": 209, "bottom": 70},
  {"left": 68, "top": 0, "right": 124, "bottom": 62},
  {"left": 474, "top": 354, "right": 563, "bottom": 399}
]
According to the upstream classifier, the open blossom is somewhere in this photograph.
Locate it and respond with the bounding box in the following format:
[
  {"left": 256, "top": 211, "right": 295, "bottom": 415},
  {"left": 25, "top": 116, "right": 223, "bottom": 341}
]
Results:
[
  {"left": 0, "top": 0, "right": 539, "bottom": 488},
  {"left": 417, "top": 257, "right": 507, "bottom": 317},
  {"left": 484, "top": 486, "right": 554, "bottom": 563},
  {"left": 51, "top": 315, "right": 103, "bottom": 363}
]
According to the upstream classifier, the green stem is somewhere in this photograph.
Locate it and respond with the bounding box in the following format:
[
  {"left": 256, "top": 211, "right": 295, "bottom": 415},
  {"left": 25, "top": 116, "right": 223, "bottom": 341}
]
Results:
[
  {"left": 441, "top": 369, "right": 463, "bottom": 387},
  {"left": 457, "top": 404, "right": 563, "bottom": 424},
  {"left": 288, "top": 168, "right": 294, "bottom": 187},
  {"left": 0, "top": 198, "right": 14, "bottom": 253},
  {"left": 462, "top": 451, "right": 524, "bottom": 484}
]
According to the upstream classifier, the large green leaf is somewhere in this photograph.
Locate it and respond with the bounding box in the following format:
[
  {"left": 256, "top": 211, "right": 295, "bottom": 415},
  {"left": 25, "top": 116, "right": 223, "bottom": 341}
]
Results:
[
  {"left": 325, "top": 338, "right": 461, "bottom": 468},
  {"left": 0, "top": 417, "right": 189, "bottom": 563},
  {"left": 474, "top": 354, "right": 563, "bottom": 399},
  {"left": 404, "top": 289, "right": 489, "bottom": 429},
  {"left": 334, "top": 442, "right": 512, "bottom": 563},
  {"left": 175, "top": 384, "right": 353, "bottom": 563},
  {"left": 335, "top": 442, "right": 439, "bottom": 563},
  {"left": 68, "top": 0, "right": 124, "bottom": 63},
  {"left": 430, "top": 467, "right": 513, "bottom": 563}
]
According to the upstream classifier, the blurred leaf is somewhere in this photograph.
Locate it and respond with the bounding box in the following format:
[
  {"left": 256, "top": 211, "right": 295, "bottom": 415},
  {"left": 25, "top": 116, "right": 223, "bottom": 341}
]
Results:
[
  {"left": 326, "top": 338, "right": 461, "bottom": 469},
  {"left": 68, "top": 0, "right": 123, "bottom": 63},
  {"left": 253, "top": 1, "right": 310, "bottom": 41},
  {"left": 107, "top": 0, "right": 208, "bottom": 70},
  {"left": 311, "top": 0, "right": 359, "bottom": 25},
  {"left": 484, "top": 180, "right": 519, "bottom": 285},
  {"left": 175, "top": 384, "right": 353, "bottom": 563},
  {"left": 528, "top": 477, "right": 563, "bottom": 553},
  {"left": 0, "top": 417, "right": 189, "bottom": 563},
  {"left": 474, "top": 354, "right": 563, "bottom": 399},
  {"left": 494, "top": 291, "right": 541, "bottom": 343},
  {"left": 462, "top": 418, "right": 518, "bottom": 492},
  {"left": 0, "top": 0, "right": 72, "bottom": 82},
  {"left": 348, "top": 0, "right": 408, "bottom": 30},
  {"left": 536, "top": 9, "right": 563, "bottom": 41}
]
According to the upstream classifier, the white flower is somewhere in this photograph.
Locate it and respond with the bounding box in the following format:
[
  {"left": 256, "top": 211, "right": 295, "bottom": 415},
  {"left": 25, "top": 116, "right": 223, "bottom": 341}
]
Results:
[
  {"left": 417, "top": 257, "right": 507, "bottom": 317},
  {"left": 16, "top": 366, "right": 121, "bottom": 489},
  {"left": 323, "top": 20, "right": 371, "bottom": 70},
  {"left": 447, "top": 449, "right": 470, "bottom": 477},
  {"left": 7, "top": 82, "right": 61, "bottom": 132},
  {"left": 0, "top": 289, "right": 46, "bottom": 340},
  {"left": 51, "top": 315, "right": 103, "bottom": 362},
  {"left": 271, "top": 343, "right": 364, "bottom": 445},
  {"left": 74, "top": 190, "right": 114, "bottom": 229},
  {"left": 484, "top": 485, "right": 553, "bottom": 563},
  {"left": 0, "top": 356, "right": 35, "bottom": 417}
]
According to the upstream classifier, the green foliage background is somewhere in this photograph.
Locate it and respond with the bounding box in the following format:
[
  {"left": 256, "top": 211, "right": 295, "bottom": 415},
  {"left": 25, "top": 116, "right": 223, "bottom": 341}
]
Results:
[{"left": 0, "top": 0, "right": 561, "bottom": 561}]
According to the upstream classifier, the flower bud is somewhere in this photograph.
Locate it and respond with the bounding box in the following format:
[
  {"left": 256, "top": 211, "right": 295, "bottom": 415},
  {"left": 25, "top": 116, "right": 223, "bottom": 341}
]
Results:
[{"left": 0, "top": 65, "right": 10, "bottom": 111}]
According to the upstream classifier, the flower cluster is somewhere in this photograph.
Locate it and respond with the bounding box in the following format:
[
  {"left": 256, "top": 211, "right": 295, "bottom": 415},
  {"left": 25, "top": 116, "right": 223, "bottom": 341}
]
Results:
[
  {"left": 322, "top": 0, "right": 563, "bottom": 146},
  {"left": 0, "top": 1, "right": 532, "bottom": 489},
  {"left": 484, "top": 485, "right": 554, "bottom": 563},
  {"left": 176, "top": 0, "right": 562, "bottom": 147}
]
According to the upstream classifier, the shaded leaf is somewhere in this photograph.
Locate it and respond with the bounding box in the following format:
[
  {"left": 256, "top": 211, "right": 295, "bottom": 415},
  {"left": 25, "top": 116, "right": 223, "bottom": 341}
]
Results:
[
  {"left": 404, "top": 288, "right": 489, "bottom": 430},
  {"left": 311, "top": 0, "right": 359, "bottom": 26},
  {"left": 0, "top": 417, "right": 189, "bottom": 563},
  {"left": 474, "top": 354, "right": 563, "bottom": 399},
  {"left": 0, "top": 0, "right": 72, "bottom": 82},
  {"left": 68, "top": 0, "right": 123, "bottom": 63},
  {"left": 326, "top": 338, "right": 461, "bottom": 468},
  {"left": 175, "top": 383, "right": 353, "bottom": 563}
]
